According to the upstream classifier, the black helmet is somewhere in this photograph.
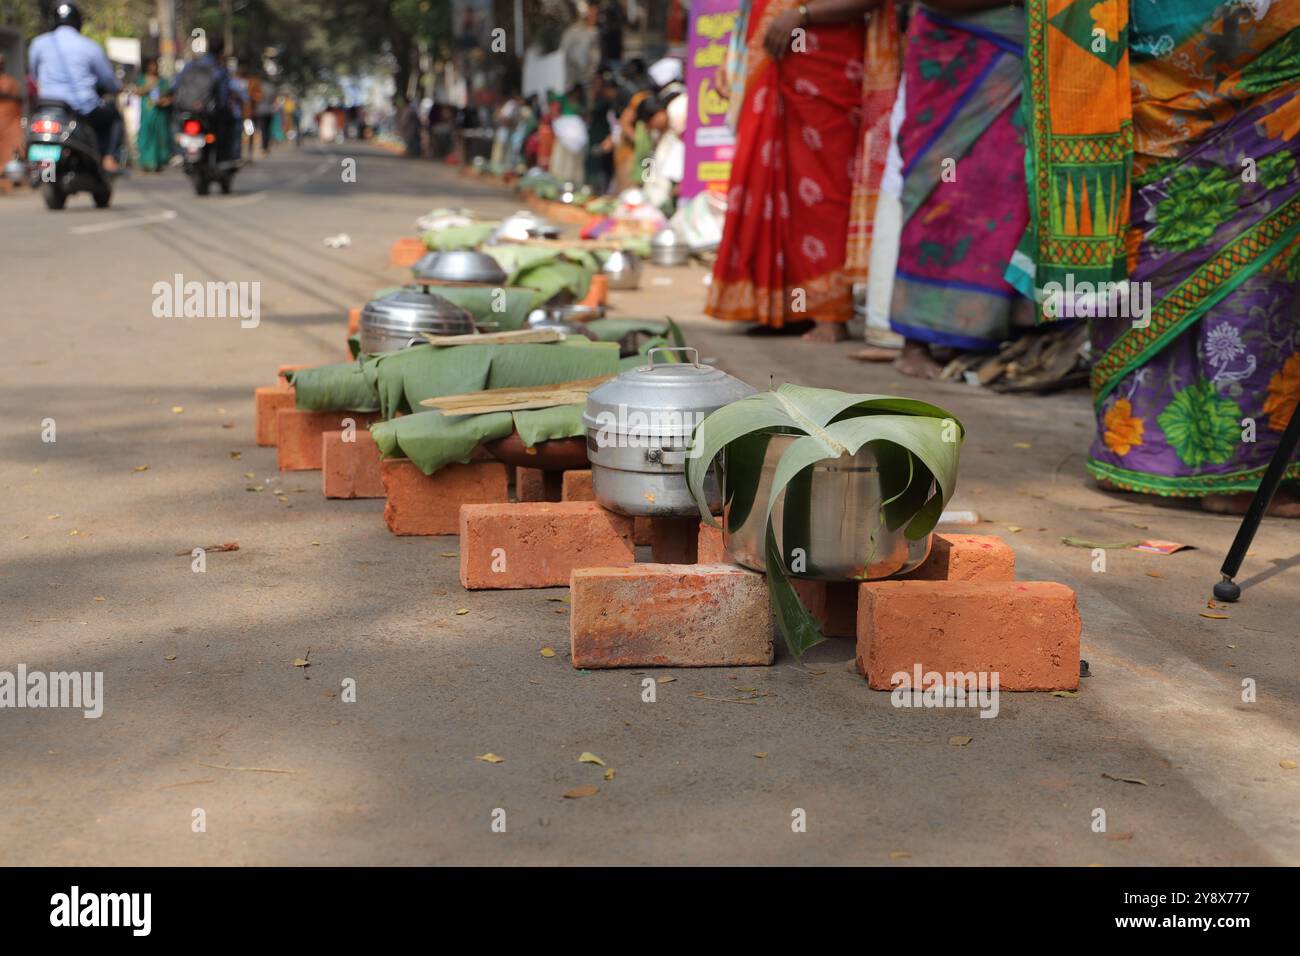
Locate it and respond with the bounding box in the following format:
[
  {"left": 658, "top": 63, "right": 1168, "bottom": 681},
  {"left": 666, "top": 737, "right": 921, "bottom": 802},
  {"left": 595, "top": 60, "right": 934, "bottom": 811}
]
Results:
[{"left": 54, "top": 3, "right": 83, "bottom": 30}]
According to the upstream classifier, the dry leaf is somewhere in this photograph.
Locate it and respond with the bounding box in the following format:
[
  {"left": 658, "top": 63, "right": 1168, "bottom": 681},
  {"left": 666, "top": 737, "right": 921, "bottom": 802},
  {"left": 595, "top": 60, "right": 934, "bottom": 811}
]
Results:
[
  {"left": 1013, "top": 442, "right": 1032, "bottom": 449},
  {"left": 132, "top": 465, "right": 149, "bottom": 473},
  {"left": 1101, "top": 772, "right": 1147, "bottom": 786},
  {"left": 455, "top": 608, "right": 469, "bottom": 616},
  {"left": 440, "top": 552, "right": 457, "bottom": 558},
  {"left": 1200, "top": 612, "right": 1230, "bottom": 620},
  {"left": 563, "top": 785, "right": 599, "bottom": 799},
  {"left": 292, "top": 650, "right": 311, "bottom": 668},
  {"left": 949, "top": 735, "right": 973, "bottom": 747},
  {"left": 578, "top": 752, "right": 606, "bottom": 767},
  {"left": 171, "top": 406, "right": 184, "bottom": 414},
  {"left": 243, "top": 472, "right": 255, "bottom": 479},
  {"left": 476, "top": 753, "right": 504, "bottom": 764},
  {"left": 754, "top": 752, "right": 768, "bottom": 759},
  {"left": 47, "top": 514, "right": 60, "bottom": 519},
  {"left": 164, "top": 655, "right": 177, "bottom": 661},
  {"left": 1051, "top": 690, "right": 1078, "bottom": 698},
  {"left": 1007, "top": 525, "right": 1023, "bottom": 533},
  {"left": 229, "top": 451, "right": 241, "bottom": 460},
  {"left": 540, "top": 647, "right": 556, "bottom": 658},
  {"left": 1106, "top": 831, "right": 1135, "bottom": 841},
  {"left": 1145, "top": 571, "right": 1164, "bottom": 578},
  {"left": 889, "top": 851, "right": 912, "bottom": 860},
  {"left": 657, "top": 676, "right": 676, "bottom": 684},
  {"left": 1281, "top": 760, "right": 1298, "bottom": 770},
  {"left": 603, "top": 768, "right": 614, "bottom": 781}
]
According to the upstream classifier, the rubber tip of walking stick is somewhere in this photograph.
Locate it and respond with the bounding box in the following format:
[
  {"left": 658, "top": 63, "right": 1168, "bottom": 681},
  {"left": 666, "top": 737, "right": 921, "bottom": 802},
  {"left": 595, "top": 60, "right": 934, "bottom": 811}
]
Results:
[{"left": 1213, "top": 579, "right": 1241, "bottom": 603}]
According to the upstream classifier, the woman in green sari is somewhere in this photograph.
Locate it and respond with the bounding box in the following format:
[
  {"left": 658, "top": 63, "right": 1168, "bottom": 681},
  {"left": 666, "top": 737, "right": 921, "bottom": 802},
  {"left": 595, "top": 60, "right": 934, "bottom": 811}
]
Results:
[
  {"left": 135, "top": 58, "right": 172, "bottom": 173},
  {"left": 1017, "top": 0, "right": 1300, "bottom": 514}
]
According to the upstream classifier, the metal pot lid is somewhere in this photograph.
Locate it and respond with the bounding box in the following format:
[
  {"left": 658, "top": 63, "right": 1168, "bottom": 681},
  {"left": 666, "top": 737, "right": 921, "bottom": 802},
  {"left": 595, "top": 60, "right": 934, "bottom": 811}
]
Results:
[
  {"left": 602, "top": 249, "right": 641, "bottom": 273},
  {"left": 584, "top": 347, "right": 757, "bottom": 432},
  {"left": 362, "top": 288, "right": 476, "bottom": 335},
  {"left": 650, "top": 228, "right": 682, "bottom": 249},
  {"left": 411, "top": 249, "right": 507, "bottom": 285}
]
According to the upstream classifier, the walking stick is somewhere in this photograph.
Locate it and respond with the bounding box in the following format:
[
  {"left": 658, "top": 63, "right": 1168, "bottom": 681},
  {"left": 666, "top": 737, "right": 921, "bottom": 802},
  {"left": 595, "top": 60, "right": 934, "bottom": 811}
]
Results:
[{"left": 1213, "top": 399, "right": 1300, "bottom": 602}]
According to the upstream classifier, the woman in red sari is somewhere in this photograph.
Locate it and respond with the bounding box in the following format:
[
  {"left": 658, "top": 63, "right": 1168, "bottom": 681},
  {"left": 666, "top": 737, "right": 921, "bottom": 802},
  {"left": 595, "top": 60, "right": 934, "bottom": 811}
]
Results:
[{"left": 707, "top": 0, "right": 891, "bottom": 342}]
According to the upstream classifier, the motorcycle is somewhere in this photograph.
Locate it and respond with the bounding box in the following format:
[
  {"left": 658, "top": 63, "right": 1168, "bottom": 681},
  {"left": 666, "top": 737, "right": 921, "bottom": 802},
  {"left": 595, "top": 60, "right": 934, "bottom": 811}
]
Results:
[
  {"left": 26, "top": 98, "right": 115, "bottom": 210},
  {"left": 174, "top": 111, "right": 241, "bottom": 196}
]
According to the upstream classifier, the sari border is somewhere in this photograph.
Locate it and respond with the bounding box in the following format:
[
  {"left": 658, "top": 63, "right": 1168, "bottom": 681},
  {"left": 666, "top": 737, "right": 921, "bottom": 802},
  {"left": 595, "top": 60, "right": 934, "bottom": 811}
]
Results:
[
  {"left": 1086, "top": 458, "right": 1300, "bottom": 498},
  {"left": 1091, "top": 194, "right": 1300, "bottom": 405}
]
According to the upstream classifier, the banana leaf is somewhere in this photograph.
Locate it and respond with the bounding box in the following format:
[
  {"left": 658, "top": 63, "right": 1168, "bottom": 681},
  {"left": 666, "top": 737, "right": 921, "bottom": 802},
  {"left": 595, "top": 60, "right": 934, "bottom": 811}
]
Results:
[
  {"left": 372, "top": 409, "right": 515, "bottom": 474},
  {"left": 685, "top": 384, "right": 964, "bottom": 659},
  {"left": 411, "top": 284, "right": 542, "bottom": 331},
  {"left": 288, "top": 360, "right": 379, "bottom": 412},
  {"left": 420, "top": 223, "right": 498, "bottom": 251}
]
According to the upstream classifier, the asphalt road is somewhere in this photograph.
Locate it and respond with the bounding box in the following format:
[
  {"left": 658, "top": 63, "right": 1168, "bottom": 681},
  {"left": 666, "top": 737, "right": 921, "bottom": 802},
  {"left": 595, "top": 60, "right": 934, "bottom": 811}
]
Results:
[{"left": 1, "top": 144, "right": 1297, "bottom": 865}]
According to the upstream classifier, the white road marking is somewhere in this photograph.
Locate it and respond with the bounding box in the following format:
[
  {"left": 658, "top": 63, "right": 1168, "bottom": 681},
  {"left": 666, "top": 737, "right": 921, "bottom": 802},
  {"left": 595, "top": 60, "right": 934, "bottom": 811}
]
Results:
[{"left": 69, "top": 209, "right": 177, "bottom": 235}]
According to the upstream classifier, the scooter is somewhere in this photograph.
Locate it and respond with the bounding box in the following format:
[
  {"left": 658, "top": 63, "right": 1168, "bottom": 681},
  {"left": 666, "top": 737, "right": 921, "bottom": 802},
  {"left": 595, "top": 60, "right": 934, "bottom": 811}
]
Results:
[
  {"left": 26, "top": 98, "right": 115, "bottom": 210},
  {"left": 175, "top": 111, "right": 241, "bottom": 196}
]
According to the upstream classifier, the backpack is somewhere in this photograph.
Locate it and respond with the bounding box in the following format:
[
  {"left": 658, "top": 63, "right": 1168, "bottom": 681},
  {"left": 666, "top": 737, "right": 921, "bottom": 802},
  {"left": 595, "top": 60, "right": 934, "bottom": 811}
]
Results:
[{"left": 174, "top": 61, "right": 218, "bottom": 115}]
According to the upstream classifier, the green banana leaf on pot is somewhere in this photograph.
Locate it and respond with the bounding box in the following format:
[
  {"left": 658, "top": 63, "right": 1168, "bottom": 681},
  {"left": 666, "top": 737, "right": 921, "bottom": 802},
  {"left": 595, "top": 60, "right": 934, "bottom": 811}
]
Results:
[{"left": 685, "top": 384, "right": 964, "bottom": 660}]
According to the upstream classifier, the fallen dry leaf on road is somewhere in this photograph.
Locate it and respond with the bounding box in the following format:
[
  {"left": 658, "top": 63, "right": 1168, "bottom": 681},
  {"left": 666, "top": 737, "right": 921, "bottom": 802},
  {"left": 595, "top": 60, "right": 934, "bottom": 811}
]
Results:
[
  {"left": 578, "top": 752, "right": 606, "bottom": 767},
  {"left": 440, "top": 552, "right": 457, "bottom": 558},
  {"left": 455, "top": 608, "right": 469, "bottom": 615},
  {"left": 754, "top": 752, "right": 768, "bottom": 759},
  {"left": 1062, "top": 536, "right": 1140, "bottom": 549},
  {"left": 229, "top": 451, "right": 241, "bottom": 460},
  {"left": 889, "top": 851, "right": 912, "bottom": 860},
  {"left": 1200, "top": 612, "right": 1230, "bottom": 620},
  {"left": 171, "top": 406, "right": 184, "bottom": 414},
  {"left": 164, "top": 655, "right": 177, "bottom": 661},
  {"left": 133, "top": 465, "right": 149, "bottom": 473},
  {"left": 174, "top": 542, "right": 239, "bottom": 556},
  {"left": 1281, "top": 760, "right": 1298, "bottom": 770},
  {"left": 949, "top": 735, "right": 973, "bottom": 747},
  {"left": 292, "top": 650, "right": 311, "bottom": 668},
  {"left": 563, "top": 785, "right": 599, "bottom": 799},
  {"left": 1007, "top": 525, "right": 1023, "bottom": 533},
  {"left": 657, "top": 676, "right": 676, "bottom": 684},
  {"left": 540, "top": 647, "right": 556, "bottom": 658},
  {"left": 1101, "top": 772, "right": 1147, "bottom": 786},
  {"left": 476, "top": 753, "right": 504, "bottom": 764},
  {"left": 1051, "top": 690, "right": 1078, "bottom": 698},
  {"left": 1145, "top": 571, "right": 1164, "bottom": 578},
  {"left": 603, "top": 768, "right": 615, "bottom": 781},
  {"left": 1106, "top": 831, "right": 1135, "bottom": 841}
]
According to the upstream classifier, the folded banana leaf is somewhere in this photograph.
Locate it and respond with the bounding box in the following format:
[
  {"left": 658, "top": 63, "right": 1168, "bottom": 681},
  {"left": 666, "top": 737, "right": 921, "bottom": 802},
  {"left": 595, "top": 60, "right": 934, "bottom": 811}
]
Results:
[
  {"left": 420, "top": 223, "right": 498, "bottom": 251},
  {"left": 288, "top": 360, "right": 379, "bottom": 412}
]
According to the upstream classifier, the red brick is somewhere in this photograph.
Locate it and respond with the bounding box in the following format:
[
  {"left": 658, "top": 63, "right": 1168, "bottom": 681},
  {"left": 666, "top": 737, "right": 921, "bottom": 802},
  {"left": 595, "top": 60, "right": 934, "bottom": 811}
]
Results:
[
  {"left": 561, "top": 469, "right": 595, "bottom": 501},
  {"left": 792, "top": 580, "right": 858, "bottom": 638},
  {"left": 277, "top": 409, "right": 379, "bottom": 471},
  {"left": 697, "top": 521, "right": 728, "bottom": 563},
  {"left": 570, "top": 564, "right": 774, "bottom": 668},
  {"left": 459, "top": 501, "right": 634, "bottom": 589},
  {"left": 382, "top": 459, "right": 509, "bottom": 535},
  {"left": 255, "top": 384, "right": 295, "bottom": 447},
  {"left": 856, "top": 580, "right": 1081, "bottom": 691},
  {"left": 634, "top": 516, "right": 652, "bottom": 547},
  {"left": 649, "top": 516, "right": 699, "bottom": 563},
  {"left": 347, "top": 306, "right": 361, "bottom": 336},
  {"left": 903, "top": 533, "right": 1015, "bottom": 582},
  {"left": 515, "top": 466, "right": 561, "bottom": 502},
  {"left": 390, "top": 237, "right": 426, "bottom": 267},
  {"left": 322, "top": 429, "right": 385, "bottom": 499}
]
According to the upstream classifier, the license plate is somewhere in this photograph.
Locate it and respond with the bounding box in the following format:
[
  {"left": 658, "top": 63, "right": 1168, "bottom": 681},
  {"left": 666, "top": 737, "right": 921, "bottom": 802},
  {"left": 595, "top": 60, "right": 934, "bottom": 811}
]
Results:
[
  {"left": 178, "top": 134, "right": 204, "bottom": 149},
  {"left": 28, "top": 143, "right": 61, "bottom": 162}
]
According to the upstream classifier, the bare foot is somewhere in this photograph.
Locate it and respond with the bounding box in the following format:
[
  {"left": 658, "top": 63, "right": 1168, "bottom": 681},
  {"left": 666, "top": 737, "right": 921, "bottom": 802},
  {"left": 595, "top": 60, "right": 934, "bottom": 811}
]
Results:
[
  {"left": 101, "top": 155, "right": 120, "bottom": 173},
  {"left": 801, "top": 321, "right": 848, "bottom": 343},
  {"left": 851, "top": 346, "right": 900, "bottom": 362},
  {"left": 893, "top": 340, "right": 943, "bottom": 380},
  {"left": 1202, "top": 487, "right": 1300, "bottom": 518}
]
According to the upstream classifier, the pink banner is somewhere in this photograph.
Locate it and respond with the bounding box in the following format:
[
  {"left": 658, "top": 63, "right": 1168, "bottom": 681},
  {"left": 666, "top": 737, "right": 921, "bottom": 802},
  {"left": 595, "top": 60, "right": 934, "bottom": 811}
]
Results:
[{"left": 680, "top": 0, "right": 739, "bottom": 199}]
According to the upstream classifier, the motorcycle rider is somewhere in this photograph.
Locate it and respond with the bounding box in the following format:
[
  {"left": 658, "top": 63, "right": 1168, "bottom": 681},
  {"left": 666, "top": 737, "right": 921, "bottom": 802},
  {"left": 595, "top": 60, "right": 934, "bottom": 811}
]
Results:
[
  {"left": 175, "top": 33, "right": 239, "bottom": 161},
  {"left": 27, "top": 2, "right": 123, "bottom": 172}
]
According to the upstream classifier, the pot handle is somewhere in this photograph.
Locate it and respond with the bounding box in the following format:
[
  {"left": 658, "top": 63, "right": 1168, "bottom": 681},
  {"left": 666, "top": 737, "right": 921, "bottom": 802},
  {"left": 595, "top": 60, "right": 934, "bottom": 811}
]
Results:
[{"left": 646, "top": 346, "right": 700, "bottom": 368}]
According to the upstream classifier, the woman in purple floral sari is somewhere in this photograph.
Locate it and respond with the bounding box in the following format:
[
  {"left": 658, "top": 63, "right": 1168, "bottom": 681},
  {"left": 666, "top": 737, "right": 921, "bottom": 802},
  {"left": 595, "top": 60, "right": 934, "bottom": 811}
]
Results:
[{"left": 1019, "top": 0, "right": 1300, "bottom": 513}]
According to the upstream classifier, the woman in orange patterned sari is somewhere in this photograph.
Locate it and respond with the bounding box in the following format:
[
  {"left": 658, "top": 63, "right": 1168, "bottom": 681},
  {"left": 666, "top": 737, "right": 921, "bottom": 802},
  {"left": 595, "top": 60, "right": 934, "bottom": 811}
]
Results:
[{"left": 706, "top": 0, "right": 897, "bottom": 342}]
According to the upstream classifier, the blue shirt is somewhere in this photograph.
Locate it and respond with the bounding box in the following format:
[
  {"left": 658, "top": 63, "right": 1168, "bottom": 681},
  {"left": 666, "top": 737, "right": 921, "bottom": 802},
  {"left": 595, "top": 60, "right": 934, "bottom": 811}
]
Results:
[{"left": 28, "top": 25, "right": 120, "bottom": 114}]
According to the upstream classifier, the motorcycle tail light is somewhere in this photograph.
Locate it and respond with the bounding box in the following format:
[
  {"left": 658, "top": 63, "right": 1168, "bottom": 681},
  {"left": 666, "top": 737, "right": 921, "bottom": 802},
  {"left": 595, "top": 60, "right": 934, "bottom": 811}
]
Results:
[
  {"left": 183, "top": 119, "right": 201, "bottom": 135},
  {"left": 31, "top": 119, "right": 61, "bottom": 134},
  {"left": 205, "top": 134, "right": 215, "bottom": 144}
]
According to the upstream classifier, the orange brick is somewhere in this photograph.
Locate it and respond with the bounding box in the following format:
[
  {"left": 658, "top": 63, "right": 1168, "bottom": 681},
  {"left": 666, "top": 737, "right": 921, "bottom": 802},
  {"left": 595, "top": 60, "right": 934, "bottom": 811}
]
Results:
[
  {"left": 903, "top": 533, "right": 1015, "bottom": 582},
  {"left": 255, "top": 383, "right": 295, "bottom": 447},
  {"left": 347, "top": 306, "right": 361, "bottom": 336},
  {"left": 515, "top": 466, "right": 561, "bottom": 502},
  {"left": 791, "top": 580, "right": 858, "bottom": 638},
  {"left": 322, "top": 429, "right": 385, "bottom": 498},
  {"left": 381, "top": 459, "right": 509, "bottom": 535},
  {"left": 696, "top": 521, "right": 728, "bottom": 563},
  {"left": 634, "top": 516, "right": 652, "bottom": 547},
  {"left": 570, "top": 564, "right": 774, "bottom": 668},
  {"left": 390, "top": 237, "right": 426, "bottom": 267},
  {"left": 649, "top": 516, "right": 699, "bottom": 563},
  {"left": 856, "top": 580, "right": 1080, "bottom": 691},
  {"left": 277, "top": 409, "right": 378, "bottom": 471},
  {"left": 560, "top": 469, "right": 595, "bottom": 501},
  {"left": 459, "top": 501, "right": 634, "bottom": 589}
]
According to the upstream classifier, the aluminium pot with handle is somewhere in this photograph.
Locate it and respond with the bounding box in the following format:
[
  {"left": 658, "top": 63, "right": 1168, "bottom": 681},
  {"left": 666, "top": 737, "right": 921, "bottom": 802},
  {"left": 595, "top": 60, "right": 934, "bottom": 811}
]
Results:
[
  {"left": 358, "top": 288, "right": 477, "bottom": 354},
  {"left": 583, "top": 347, "right": 756, "bottom": 516},
  {"left": 722, "top": 432, "right": 932, "bottom": 580}
]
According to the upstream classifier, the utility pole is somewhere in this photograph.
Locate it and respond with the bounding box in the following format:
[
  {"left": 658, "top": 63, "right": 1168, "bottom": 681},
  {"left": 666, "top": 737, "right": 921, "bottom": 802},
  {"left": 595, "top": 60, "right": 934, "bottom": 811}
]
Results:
[
  {"left": 156, "top": 0, "right": 176, "bottom": 77},
  {"left": 222, "top": 0, "right": 234, "bottom": 59}
]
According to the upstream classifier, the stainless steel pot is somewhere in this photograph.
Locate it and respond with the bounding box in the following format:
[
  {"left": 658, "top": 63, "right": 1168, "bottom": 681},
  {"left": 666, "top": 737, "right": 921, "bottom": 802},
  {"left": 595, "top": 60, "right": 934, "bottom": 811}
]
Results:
[
  {"left": 492, "top": 210, "right": 554, "bottom": 243},
  {"left": 524, "top": 305, "right": 601, "bottom": 341},
  {"left": 359, "top": 288, "right": 477, "bottom": 354},
  {"left": 723, "top": 432, "right": 932, "bottom": 580},
  {"left": 412, "top": 249, "right": 507, "bottom": 285},
  {"left": 583, "top": 347, "right": 756, "bottom": 516},
  {"left": 601, "top": 249, "right": 643, "bottom": 290},
  {"left": 649, "top": 228, "right": 689, "bottom": 266}
]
